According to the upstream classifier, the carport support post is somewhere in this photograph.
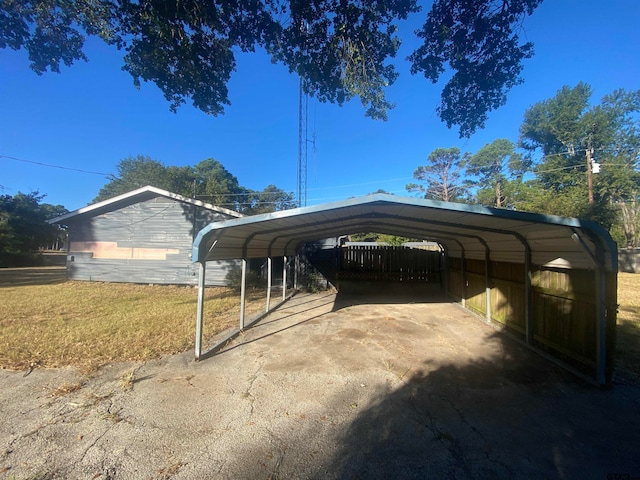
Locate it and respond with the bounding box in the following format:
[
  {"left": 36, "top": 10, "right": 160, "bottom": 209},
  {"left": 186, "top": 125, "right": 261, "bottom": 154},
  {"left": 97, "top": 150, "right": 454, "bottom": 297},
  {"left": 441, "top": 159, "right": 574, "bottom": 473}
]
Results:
[
  {"left": 266, "top": 257, "right": 272, "bottom": 312},
  {"left": 195, "top": 261, "right": 206, "bottom": 360},
  {"left": 294, "top": 255, "right": 299, "bottom": 290},
  {"left": 524, "top": 247, "right": 533, "bottom": 345},
  {"left": 440, "top": 246, "right": 448, "bottom": 295},
  {"left": 461, "top": 254, "right": 467, "bottom": 308},
  {"left": 282, "top": 255, "right": 287, "bottom": 301},
  {"left": 485, "top": 249, "right": 492, "bottom": 322},
  {"left": 240, "top": 258, "right": 247, "bottom": 329},
  {"left": 595, "top": 263, "right": 607, "bottom": 385},
  {"left": 570, "top": 230, "right": 609, "bottom": 385}
]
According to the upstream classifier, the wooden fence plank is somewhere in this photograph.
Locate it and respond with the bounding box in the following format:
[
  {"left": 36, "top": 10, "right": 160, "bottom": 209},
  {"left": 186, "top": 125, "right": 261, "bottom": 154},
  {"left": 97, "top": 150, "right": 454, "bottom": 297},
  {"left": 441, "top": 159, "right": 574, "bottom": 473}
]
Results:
[{"left": 337, "top": 245, "right": 441, "bottom": 283}]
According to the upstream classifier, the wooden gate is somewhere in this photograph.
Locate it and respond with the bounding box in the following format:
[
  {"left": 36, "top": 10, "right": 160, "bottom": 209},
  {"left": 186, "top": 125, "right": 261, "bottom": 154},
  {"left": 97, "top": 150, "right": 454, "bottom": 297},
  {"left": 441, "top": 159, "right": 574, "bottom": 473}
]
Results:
[{"left": 336, "top": 245, "right": 441, "bottom": 282}]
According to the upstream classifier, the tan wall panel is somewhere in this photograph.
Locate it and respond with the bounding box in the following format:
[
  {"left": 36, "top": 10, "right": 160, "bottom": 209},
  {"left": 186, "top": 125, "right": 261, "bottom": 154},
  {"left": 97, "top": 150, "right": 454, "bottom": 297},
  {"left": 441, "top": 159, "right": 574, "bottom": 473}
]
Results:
[{"left": 70, "top": 241, "right": 180, "bottom": 260}]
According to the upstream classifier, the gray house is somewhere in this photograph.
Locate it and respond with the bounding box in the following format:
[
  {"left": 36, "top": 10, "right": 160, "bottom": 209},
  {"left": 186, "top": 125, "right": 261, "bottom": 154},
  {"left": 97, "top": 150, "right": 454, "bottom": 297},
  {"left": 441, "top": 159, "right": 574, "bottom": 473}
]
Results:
[{"left": 49, "top": 185, "right": 243, "bottom": 285}]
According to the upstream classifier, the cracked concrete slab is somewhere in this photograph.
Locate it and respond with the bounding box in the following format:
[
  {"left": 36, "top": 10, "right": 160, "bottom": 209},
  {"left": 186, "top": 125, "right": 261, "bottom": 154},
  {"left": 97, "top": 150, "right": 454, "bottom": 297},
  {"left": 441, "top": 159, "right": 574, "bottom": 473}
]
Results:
[{"left": 1, "top": 288, "right": 639, "bottom": 479}]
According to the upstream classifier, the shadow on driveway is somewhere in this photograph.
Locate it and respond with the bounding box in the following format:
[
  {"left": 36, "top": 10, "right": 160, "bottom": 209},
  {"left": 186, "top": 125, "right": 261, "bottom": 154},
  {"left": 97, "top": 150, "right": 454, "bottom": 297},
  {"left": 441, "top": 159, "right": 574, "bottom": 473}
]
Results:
[
  {"left": 317, "top": 336, "right": 640, "bottom": 479},
  {"left": 213, "top": 289, "right": 640, "bottom": 479}
]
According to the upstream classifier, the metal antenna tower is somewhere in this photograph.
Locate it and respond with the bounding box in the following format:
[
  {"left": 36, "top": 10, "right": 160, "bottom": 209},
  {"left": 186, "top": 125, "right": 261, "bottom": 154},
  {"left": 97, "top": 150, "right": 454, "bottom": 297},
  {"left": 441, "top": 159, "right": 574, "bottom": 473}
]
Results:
[{"left": 297, "top": 78, "right": 308, "bottom": 207}]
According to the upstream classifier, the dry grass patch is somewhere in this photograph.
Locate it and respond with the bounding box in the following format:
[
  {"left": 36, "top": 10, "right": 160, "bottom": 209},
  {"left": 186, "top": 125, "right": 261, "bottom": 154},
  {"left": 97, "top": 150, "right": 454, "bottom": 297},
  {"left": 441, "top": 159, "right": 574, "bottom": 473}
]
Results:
[
  {"left": 51, "top": 381, "right": 85, "bottom": 397},
  {"left": 0, "top": 281, "right": 265, "bottom": 372},
  {"left": 616, "top": 273, "right": 640, "bottom": 323},
  {"left": 2, "top": 273, "right": 639, "bottom": 383},
  {"left": 615, "top": 273, "right": 640, "bottom": 382}
]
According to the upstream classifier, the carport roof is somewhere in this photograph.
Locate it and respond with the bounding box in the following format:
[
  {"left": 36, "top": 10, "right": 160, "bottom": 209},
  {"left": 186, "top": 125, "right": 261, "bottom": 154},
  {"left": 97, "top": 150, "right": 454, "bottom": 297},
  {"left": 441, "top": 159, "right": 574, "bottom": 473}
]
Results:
[{"left": 192, "top": 194, "right": 617, "bottom": 271}]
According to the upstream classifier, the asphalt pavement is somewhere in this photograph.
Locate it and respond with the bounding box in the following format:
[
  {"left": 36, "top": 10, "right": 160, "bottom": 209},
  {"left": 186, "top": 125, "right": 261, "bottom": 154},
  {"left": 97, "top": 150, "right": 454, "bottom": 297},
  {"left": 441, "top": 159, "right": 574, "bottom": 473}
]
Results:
[{"left": 1, "top": 289, "right": 639, "bottom": 479}]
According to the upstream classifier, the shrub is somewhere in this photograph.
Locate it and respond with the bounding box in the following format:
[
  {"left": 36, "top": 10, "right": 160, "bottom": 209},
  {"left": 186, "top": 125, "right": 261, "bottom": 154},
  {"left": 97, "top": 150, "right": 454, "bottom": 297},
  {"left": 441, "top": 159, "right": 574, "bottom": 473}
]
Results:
[{"left": 225, "top": 265, "right": 264, "bottom": 291}]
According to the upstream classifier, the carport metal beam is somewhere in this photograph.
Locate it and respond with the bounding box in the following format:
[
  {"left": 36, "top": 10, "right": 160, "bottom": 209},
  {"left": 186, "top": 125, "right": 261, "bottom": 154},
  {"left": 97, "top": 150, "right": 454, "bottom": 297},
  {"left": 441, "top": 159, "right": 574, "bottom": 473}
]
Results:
[
  {"left": 237, "top": 211, "right": 533, "bottom": 261},
  {"left": 195, "top": 262, "right": 206, "bottom": 359},
  {"left": 283, "top": 256, "right": 287, "bottom": 300},
  {"left": 263, "top": 221, "right": 498, "bottom": 314},
  {"left": 262, "top": 219, "right": 490, "bottom": 259},
  {"left": 277, "top": 222, "right": 477, "bottom": 298},
  {"left": 240, "top": 258, "right": 247, "bottom": 329},
  {"left": 194, "top": 257, "right": 298, "bottom": 361},
  {"left": 266, "top": 257, "right": 272, "bottom": 312}
]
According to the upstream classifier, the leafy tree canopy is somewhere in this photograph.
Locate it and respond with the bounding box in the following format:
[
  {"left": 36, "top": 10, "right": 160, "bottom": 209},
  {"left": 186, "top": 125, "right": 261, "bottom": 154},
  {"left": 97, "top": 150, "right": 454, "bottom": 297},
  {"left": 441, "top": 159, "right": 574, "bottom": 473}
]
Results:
[
  {"left": 406, "top": 147, "right": 467, "bottom": 202},
  {"left": 404, "top": 83, "right": 639, "bottom": 245},
  {"left": 410, "top": 0, "right": 541, "bottom": 136},
  {"left": 518, "top": 83, "right": 640, "bottom": 229},
  {"left": 467, "top": 138, "right": 527, "bottom": 208},
  {"left": 0, "top": 191, "right": 68, "bottom": 266},
  {"left": 246, "top": 184, "right": 297, "bottom": 215},
  {"left": 520, "top": 82, "right": 596, "bottom": 190},
  {"left": 93, "top": 155, "right": 295, "bottom": 214},
  {"left": 348, "top": 231, "right": 416, "bottom": 245},
  {"left": 2, "top": 0, "right": 542, "bottom": 136}
]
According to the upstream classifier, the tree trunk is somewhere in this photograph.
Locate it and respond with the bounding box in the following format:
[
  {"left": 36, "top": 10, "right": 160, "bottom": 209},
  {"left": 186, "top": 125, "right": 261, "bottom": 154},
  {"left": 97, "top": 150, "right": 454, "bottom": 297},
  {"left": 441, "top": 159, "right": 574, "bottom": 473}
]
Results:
[{"left": 618, "top": 195, "right": 640, "bottom": 248}]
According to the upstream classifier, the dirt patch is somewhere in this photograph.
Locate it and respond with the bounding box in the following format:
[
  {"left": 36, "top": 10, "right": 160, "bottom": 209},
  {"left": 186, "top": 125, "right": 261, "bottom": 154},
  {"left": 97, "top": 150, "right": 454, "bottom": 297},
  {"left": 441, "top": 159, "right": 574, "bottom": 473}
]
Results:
[{"left": 1, "top": 291, "right": 639, "bottom": 479}]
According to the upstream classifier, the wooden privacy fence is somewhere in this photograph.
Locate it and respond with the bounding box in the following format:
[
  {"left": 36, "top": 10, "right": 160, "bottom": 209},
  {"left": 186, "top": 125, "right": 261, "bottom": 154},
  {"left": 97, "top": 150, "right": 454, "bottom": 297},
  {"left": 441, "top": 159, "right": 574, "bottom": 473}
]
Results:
[
  {"left": 447, "top": 257, "right": 616, "bottom": 381},
  {"left": 336, "top": 245, "right": 441, "bottom": 282},
  {"left": 619, "top": 248, "right": 640, "bottom": 273}
]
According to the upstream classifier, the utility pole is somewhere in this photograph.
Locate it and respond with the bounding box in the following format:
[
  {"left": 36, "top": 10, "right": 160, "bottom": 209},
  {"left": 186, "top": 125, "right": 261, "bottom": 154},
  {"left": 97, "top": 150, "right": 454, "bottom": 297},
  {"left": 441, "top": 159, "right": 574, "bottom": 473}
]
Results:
[{"left": 586, "top": 133, "right": 594, "bottom": 213}]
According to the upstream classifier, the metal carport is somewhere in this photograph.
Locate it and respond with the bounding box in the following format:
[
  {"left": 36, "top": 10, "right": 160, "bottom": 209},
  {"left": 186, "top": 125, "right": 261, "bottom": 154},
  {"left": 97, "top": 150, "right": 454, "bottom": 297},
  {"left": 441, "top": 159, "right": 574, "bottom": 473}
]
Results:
[{"left": 192, "top": 194, "right": 617, "bottom": 385}]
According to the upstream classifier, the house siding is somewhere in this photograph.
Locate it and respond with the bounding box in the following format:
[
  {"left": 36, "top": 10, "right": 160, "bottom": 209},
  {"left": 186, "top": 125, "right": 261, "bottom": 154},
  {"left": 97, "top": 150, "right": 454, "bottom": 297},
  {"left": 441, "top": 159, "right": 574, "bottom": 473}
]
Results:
[{"left": 65, "top": 196, "right": 237, "bottom": 286}]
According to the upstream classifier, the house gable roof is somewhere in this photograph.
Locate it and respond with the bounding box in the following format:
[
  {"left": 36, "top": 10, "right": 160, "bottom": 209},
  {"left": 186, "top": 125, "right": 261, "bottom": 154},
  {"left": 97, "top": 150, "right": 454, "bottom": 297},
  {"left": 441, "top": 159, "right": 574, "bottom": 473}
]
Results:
[{"left": 48, "top": 185, "right": 243, "bottom": 224}]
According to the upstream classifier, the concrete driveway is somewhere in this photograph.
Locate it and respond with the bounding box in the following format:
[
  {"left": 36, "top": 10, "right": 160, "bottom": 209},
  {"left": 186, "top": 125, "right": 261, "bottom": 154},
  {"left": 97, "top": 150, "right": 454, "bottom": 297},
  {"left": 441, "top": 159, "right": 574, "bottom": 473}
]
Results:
[{"left": 1, "top": 288, "right": 639, "bottom": 479}]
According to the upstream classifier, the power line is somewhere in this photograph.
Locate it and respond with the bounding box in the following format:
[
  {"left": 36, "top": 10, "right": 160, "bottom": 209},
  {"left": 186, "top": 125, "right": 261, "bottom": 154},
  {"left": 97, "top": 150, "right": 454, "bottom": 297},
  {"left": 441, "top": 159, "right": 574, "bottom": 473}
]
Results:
[
  {"left": 535, "top": 164, "right": 586, "bottom": 174},
  {"left": 533, "top": 146, "right": 639, "bottom": 161},
  {"left": 307, "top": 176, "right": 414, "bottom": 191},
  {"left": 307, "top": 189, "right": 409, "bottom": 204},
  {"left": 0, "top": 155, "right": 111, "bottom": 176},
  {"left": 194, "top": 175, "right": 414, "bottom": 198},
  {"left": 6, "top": 148, "right": 637, "bottom": 207},
  {"left": 534, "top": 161, "right": 638, "bottom": 175}
]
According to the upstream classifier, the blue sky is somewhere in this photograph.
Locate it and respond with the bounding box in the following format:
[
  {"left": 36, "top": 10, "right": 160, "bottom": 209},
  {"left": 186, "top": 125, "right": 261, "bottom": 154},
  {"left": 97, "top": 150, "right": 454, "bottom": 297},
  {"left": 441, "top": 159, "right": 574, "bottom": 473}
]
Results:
[{"left": 1, "top": 1, "right": 639, "bottom": 211}]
